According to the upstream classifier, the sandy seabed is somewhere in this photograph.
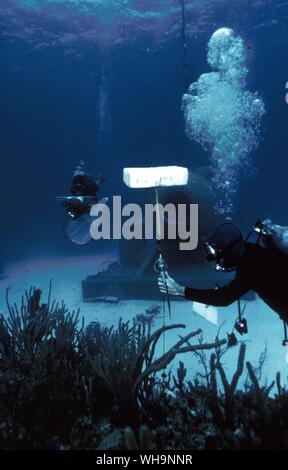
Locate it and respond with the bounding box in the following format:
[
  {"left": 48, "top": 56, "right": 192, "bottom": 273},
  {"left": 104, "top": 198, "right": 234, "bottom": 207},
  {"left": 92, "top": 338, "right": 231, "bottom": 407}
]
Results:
[{"left": 0, "top": 251, "right": 287, "bottom": 388}]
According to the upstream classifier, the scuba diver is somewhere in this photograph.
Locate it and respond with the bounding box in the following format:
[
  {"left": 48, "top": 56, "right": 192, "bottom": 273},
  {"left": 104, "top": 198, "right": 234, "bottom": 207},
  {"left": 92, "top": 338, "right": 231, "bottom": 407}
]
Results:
[
  {"left": 158, "top": 221, "right": 288, "bottom": 328},
  {"left": 55, "top": 160, "right": 107, "bottom": 245},
  {"left": 56, "top": 160, "right": 105, "bottom": 219}
]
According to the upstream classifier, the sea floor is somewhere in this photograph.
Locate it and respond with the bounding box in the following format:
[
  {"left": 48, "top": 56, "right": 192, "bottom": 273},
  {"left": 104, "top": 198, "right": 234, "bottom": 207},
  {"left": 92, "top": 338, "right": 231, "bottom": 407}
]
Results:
[{"left": 0, "top": 252, "right": 287, "bottom": 389}]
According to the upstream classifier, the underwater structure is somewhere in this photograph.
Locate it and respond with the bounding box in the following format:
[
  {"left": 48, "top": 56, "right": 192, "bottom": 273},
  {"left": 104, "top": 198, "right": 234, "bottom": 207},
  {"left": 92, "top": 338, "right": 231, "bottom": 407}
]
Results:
[{"left": 81, "top": 167, "right": 225, "bottom": 302}]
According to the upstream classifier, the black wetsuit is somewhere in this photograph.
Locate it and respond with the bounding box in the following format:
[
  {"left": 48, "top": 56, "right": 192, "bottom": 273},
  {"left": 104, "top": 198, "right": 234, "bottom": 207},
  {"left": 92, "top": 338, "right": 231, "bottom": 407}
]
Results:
[
  {"left": 68, "top": 174, "right": 99, "bottom": 218},
  {"left": 185, "top": 242, "right": 288, "bottom": 320},
  {"left": 71, "top": 174, "right": 99, "bottom": 197}
]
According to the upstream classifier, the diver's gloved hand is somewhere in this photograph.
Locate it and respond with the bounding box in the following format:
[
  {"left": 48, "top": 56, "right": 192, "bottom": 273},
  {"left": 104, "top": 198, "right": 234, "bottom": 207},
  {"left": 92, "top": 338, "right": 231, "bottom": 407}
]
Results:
[
  {"left": 261, "top": 219, "right": 274, "bottom": 237},
  {"left": 158, "top": 273, "right": 185, "bottom": 297}
]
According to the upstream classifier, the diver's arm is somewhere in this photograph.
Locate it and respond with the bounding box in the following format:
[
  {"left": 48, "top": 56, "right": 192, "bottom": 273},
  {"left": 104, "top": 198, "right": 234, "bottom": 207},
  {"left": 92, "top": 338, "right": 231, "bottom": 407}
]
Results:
[
  {"left": 158, "top": 274, "right": 249, "bottom": 306},
  {"left": 184, "top": 280, "right": 249, "bottom": 307}
]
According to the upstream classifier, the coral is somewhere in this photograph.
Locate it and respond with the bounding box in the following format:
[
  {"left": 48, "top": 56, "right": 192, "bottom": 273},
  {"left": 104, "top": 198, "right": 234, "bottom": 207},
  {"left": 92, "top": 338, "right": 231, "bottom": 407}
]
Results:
[
  {"left": 86, "top": 320, "right": 226, "bottom": 426},
  {"left": 0, "top": 286, "right": 89, "bottom": 449},
  {"left": 1, "top": 285, "right": 288, "bottom": 450},
  {"left": 209, "top": 342, "right": 246, "bottom": 430},
  {"left": 124, "top": 426, "right": 138, "bottom": 450},
  {"left": 96, "top": 429, "right": 124, "bottom": 450},
  {"left": 134, "top": 305, "right": 161, "bottom": 328}
]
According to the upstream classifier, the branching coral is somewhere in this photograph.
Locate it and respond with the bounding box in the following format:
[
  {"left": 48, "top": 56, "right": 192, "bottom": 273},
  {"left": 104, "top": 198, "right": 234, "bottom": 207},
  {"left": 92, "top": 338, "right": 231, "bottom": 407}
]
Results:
[
  {"left": 208, "top": 342, "right": 246, "bottom": 431},
  {"left": 0, "top": 285, "right": 88, "bottom": 448},
  {"left": 1, "top": 285, "right": 288, "bottom": 450},
  {"left": 2, "top": 284, "right": 82, "bottom": 370},
  {"left": 86, "top": 320, "right": 226, "bottom": 425}
]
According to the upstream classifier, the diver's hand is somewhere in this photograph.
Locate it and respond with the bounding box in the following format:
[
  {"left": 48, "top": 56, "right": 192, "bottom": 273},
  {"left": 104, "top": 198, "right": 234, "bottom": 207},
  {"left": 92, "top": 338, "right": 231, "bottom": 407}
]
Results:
[{"left": 158, "top": 273, "right": 185, "bottom": 297}]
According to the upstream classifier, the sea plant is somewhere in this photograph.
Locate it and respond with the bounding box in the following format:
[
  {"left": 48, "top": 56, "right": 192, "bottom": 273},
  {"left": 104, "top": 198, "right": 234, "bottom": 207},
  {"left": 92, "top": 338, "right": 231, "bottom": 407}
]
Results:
[
  {"left": 86, "top": 319, "right": 226, "bottom": 426},
  {"left": 1, "top": 285, "right": 288, "bottom": 450}
]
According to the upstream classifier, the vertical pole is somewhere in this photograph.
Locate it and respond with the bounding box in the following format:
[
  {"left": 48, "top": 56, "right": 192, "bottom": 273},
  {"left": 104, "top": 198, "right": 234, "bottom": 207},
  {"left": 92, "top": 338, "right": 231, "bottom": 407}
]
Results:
[
  {"left": 179, "top": 0, "right": 188, "bottom": 90},
  {"left": 155, "top": 187, "right": 162, "bottom": 241},
  {"left": 237, "top": 299, "right": 242, "bottom": 321},
  {"left": 283, "top": 320, "right": 288, "bottom": 345},
  {"left": 154, "top": 187, "right": 171, "bottom": 320}
]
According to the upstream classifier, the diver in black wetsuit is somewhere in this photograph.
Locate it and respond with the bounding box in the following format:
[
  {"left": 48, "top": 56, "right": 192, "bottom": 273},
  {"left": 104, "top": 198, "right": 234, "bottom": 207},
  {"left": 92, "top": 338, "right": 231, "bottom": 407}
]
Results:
[
  {"left": 158, "top": 222, "right": 288, "bottom": 322},
  {"left": 60, "top": 161, "right": 105, "bottom": 219}
]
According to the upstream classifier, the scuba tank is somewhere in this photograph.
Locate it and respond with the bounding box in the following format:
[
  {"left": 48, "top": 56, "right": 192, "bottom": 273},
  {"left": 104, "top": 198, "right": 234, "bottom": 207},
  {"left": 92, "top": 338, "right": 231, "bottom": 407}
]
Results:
[
  {"left": 254, "top": 219, "right": 288, "bottom": 256},
  {"left": 254, "top": 219, "right": 288, "bottom": 347}
]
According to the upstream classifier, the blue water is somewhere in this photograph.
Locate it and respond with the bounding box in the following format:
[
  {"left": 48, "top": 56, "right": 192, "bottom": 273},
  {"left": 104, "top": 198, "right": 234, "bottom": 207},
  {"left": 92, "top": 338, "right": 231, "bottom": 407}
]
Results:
[
  {"left": 0, "top": 0, "right": 287, "bottom": 260},
  {"left": 1, "top": 0, "right": 288, "bottom": 383}
]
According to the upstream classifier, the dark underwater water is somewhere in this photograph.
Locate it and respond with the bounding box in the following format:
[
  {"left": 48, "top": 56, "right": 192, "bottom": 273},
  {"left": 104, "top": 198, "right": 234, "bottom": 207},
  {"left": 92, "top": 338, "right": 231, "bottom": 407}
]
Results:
[{"left": 1, "top": 0, "right": 288, "bottom": 261}]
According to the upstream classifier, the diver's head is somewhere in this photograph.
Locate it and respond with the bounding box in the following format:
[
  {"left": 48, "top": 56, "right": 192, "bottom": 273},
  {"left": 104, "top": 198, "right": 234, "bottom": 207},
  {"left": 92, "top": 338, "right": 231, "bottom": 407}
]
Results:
[{"left": 205, "top": 222, "right": 245, "bottom": 271}]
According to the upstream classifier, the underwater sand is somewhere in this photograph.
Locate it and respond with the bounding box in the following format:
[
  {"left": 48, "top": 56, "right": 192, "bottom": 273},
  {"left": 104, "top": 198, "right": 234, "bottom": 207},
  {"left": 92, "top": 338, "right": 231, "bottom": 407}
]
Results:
[{"left": 0, "top": 252, "right": 287, "bottom": 389}]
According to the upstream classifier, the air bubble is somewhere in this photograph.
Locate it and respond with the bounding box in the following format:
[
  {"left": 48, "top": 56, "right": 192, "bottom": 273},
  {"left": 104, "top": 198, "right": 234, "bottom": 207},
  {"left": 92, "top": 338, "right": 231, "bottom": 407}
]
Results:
[{"left": 182, "top": 28, "right": 265, "bottom": 214}]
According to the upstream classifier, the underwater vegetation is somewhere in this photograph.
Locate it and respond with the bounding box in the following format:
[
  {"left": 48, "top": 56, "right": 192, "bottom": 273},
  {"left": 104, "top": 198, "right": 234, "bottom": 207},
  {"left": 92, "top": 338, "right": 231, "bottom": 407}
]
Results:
[
  {"left": 182, "top": 28, "right": 265, "bottom": 215},
  {"left": 0, "top": 287, "right": 288, "bottom": 450}
]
